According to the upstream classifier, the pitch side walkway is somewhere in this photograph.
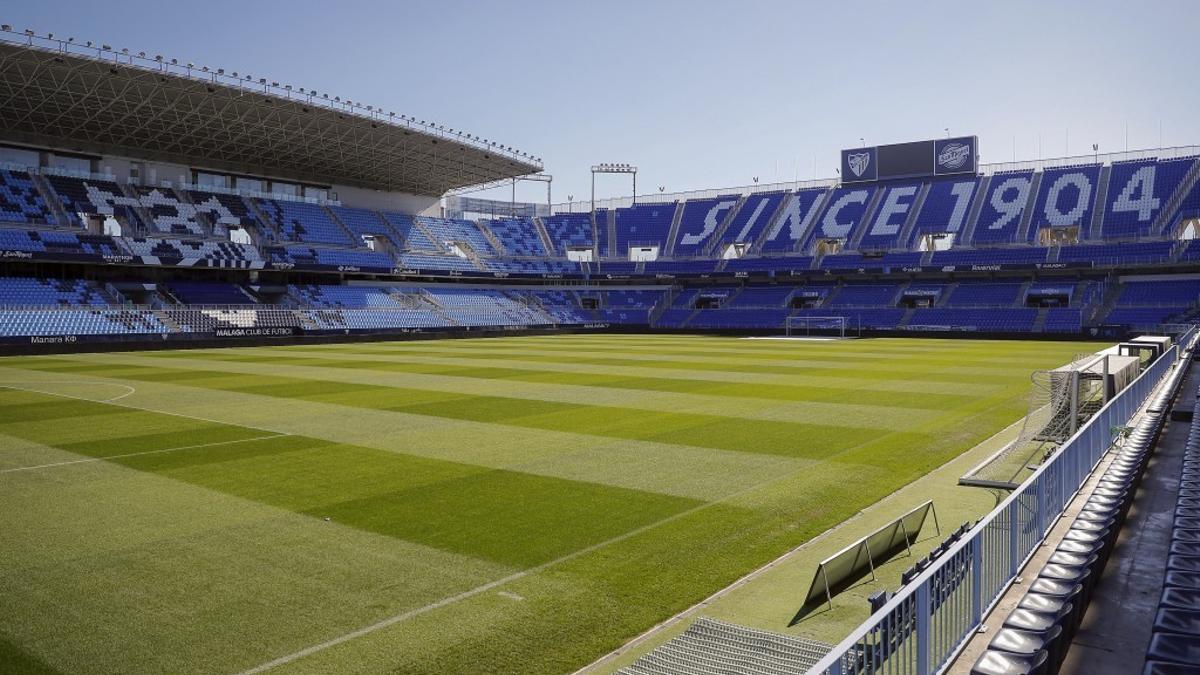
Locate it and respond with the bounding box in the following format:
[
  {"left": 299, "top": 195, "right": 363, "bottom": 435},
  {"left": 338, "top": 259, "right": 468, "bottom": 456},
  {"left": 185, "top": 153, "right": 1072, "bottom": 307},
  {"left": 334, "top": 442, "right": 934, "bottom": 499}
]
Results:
[{"left": 1059, "top": 364, "right": 1198, "bottom": 674}]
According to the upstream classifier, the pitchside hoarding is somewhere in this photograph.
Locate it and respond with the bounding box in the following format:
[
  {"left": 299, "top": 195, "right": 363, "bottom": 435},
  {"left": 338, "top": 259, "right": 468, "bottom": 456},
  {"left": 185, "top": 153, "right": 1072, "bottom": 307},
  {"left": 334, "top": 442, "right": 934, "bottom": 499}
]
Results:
[{"left": 841, "top": 136, "right": 977, "bottom": 183}]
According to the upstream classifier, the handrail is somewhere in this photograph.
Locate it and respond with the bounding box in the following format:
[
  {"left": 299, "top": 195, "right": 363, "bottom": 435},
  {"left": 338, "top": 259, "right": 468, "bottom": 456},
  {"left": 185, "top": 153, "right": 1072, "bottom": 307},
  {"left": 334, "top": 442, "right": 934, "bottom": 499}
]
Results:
[{"left": 805, "top": 327, "right": 1194, "bottom": 675}]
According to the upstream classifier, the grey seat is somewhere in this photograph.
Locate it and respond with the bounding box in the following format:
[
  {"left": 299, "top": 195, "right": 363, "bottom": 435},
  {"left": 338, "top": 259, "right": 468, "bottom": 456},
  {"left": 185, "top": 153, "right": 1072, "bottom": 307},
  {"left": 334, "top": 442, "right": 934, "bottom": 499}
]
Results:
[{"left": 971, "top": 648, "right": 1049, "bottom": 675}]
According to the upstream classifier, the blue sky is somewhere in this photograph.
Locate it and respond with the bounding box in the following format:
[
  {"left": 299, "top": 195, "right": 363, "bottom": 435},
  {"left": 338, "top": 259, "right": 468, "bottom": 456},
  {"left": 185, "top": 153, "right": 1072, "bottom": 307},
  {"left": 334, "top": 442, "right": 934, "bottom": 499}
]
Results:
[{"left": 7, "top": 1, "right": 1198, "bottom": 203}]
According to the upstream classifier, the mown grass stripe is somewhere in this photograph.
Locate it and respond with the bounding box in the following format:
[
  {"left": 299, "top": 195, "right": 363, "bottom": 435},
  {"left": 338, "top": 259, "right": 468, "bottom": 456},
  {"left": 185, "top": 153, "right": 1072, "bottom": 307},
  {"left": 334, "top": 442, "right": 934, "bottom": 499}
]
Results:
[{"left": 5, "top": 360, "right": 931, "bottom": 460}]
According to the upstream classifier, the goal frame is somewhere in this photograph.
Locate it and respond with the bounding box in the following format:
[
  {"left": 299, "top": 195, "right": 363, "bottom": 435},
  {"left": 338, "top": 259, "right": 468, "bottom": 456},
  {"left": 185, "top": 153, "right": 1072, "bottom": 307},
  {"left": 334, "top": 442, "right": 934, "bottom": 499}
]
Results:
[{"left": 785, "top": 315, "right": 847, "bottom": 338}]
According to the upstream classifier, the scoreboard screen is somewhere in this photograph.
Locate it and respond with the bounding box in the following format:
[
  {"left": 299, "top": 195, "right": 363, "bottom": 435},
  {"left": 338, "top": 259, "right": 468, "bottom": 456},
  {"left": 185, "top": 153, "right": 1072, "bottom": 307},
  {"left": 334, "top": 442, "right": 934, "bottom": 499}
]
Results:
[{"left": 841, "top": 136, "right": 977, "bottom": 183}]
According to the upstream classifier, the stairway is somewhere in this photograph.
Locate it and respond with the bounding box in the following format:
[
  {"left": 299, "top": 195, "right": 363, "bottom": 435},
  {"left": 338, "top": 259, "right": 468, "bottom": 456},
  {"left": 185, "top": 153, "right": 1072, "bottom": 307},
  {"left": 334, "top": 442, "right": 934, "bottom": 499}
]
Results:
[
  {"left": 30, "top": 173, "right": 73, "bottom": 228},
  {"left": 1032, "top": 307, "right": 1050, "bottom": 332},
  {"left": 1087, "top": 164, "right": 1112, "bottom": 240},
  {"left": 531, "top": 216, "right": 557, "bottom": 255},
  {"left": 474, "top": 219, "right": 507, "bottom": 255},
  {"left": 1086, "top": 276, "right": 1123, "bottom": 325},
  {"left": 937, "top": 282, "right": 959, "bottom": 307},
  {"left": 663, "top": 201, "right": 686, "bottom": 256},
  {"left": 648, "top": 287, "right": 678, "bottom": 325},
  {"left": 245, "top": 198, "right": 284, "bottom": 243},
  {"left": 1014, "top": 280, "right": 1034, "bottom": 307},
  {"left": 323, "top": 206, "right": 361, "bottom": 247},
  {"left": 846, "top": 186, "right": 888, "bottom": 250},
  {"left": 604, "top": 210, "right": 617, "bottom": 257},
  {"left": 896, "top": 182, "right": 932, "bottom": 249},
  {"left": 1015, "top": 171, "right": 1043, "bottom": 243},
  {"left": 1153, "top": 157, "right": 1200, "bottom": 236},
  {"left": 152, "top": 310, "right": 182, "bottom": 332},
  {"left": 700, "top": 195, "right": 746, "bottom": 257},
  {"left": 958, "top": 175, "right": 993, "bottom": 246}
]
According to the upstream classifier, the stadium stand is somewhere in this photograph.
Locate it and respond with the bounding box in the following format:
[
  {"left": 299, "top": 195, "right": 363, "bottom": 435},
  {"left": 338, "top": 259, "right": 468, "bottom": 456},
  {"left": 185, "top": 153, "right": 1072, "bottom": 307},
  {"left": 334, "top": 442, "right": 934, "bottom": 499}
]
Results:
[
  {"left": 43, "top": 173, "right": 143, "bottom": 229},
  {"left": 256, "top": 199, "right": 354, "bottom": 247},
  {"left": 484, "top": 217, "right": 549, "bottom": 256},
  {"left": 672, "top": 195, "right": 739, "bottom": 256},
  {"left": 542, "top": 212, "right": 594, "bottom": 254},
  {"left": 0, "top": 169, "right": 57, "bottom": 225},
  {"left": 612, "top": 202, "right": 677, "bottom": 254},
  {"left": 718, "top": 190, "right": 786, "bottom": 249}
]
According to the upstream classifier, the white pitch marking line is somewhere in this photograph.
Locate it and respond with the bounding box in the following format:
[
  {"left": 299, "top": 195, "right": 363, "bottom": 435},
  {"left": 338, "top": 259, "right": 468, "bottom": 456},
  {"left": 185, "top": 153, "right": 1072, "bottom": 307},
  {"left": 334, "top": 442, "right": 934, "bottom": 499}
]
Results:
[
  {"left": 1, "top": 380, "right": 137, "bottom": 403},
  {"left": 497, "top": 591, "right": 524, "bottom": 602},
  {"left": 0, "top": 381, "right": 292, "bottom": 437},
  {"left": 0, "top": 433, "right": 289, "bottom": 475},
  {"left": 236, "top": 476, "right": 779, "bottom": 675}
]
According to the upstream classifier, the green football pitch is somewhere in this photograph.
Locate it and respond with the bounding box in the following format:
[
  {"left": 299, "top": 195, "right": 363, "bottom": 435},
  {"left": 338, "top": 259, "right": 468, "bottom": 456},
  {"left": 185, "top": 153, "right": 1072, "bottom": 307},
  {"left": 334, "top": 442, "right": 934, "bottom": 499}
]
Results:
[{"left": 0, "top": 335, "right": 1094, "bottom": 674}]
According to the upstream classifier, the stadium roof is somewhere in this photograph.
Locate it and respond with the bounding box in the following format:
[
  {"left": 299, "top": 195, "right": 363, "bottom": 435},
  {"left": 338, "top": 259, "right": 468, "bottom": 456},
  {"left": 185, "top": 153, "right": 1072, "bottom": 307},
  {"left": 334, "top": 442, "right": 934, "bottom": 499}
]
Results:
[{"left": 0, "top": 28, "right": 543, "bottom": 196}]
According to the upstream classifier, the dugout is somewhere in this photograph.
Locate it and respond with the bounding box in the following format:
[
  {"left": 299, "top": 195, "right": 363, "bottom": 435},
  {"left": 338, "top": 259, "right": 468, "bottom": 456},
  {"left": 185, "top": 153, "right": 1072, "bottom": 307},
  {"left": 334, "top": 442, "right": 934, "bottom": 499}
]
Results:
[{"left": 1122, "top": 335, "right": 1173, "bottom": 360}]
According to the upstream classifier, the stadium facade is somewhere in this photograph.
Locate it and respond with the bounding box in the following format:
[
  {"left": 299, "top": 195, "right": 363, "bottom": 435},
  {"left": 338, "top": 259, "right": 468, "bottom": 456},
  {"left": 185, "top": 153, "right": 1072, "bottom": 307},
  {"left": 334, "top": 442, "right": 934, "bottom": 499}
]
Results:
[{"left": 2, "top": 27, "right": 1199, "bottom": 351}]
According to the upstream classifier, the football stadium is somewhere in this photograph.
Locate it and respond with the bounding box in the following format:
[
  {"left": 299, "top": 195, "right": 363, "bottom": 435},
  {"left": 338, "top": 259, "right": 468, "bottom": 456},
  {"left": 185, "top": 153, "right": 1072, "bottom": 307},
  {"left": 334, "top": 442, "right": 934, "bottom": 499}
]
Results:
[{"left": 2, "top": 5, "right": 1200, "bottom": 675}]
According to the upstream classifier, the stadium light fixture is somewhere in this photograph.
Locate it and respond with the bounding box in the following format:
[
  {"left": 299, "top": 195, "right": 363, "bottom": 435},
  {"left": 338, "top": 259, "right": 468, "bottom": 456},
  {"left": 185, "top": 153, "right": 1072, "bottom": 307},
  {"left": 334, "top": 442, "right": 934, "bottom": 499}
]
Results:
[
  {"left": 1, "top": 25, "right": 10, "bottom": 32},
  {"left": 102, "top": 44, "right": 111, "bottom": 50}
]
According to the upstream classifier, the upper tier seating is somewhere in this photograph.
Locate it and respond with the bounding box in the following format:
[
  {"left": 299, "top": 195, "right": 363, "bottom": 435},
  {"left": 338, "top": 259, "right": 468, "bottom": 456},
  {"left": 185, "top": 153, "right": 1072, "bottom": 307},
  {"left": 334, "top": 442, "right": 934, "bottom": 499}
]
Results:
[
  {"left": 124, "top": 237, "right": 262, "bottom": 264},
  {"left": 856, "top": 181, "right": 923, "bottom": 250},
  {"left": 1027, "top": 163, "right": 1102, "bottom": 239},
  {"left": 273, "top": 246, "right": 395, "bottom": 269},
  {"left": 44, "top": 174, "right": 143, "bottom": 229},
  {"left": 930, "top": 247, "right": 1049, "bottom": 267},
  {"left": 542, "top": 212, "right": 594, "bottom": 254},
  {"left": 0, "top": 277, "right": 109, "bottom": 306},
  {"left": 0, "top": 229, "right": 124, "bottom": 257},
  {"left": 972, "top": 170, "right": 1034, "bottom": 244},
  {"left": 382, "top": 212, "right": 441, "bottom": 251},
  {"left": 0, "top": 170, "right": 57, "bottom": 225},
  {"left": 256, "top": 199, "right": 353, "bottom": 246},
  {"left": 672, "top": 195, "right": 739, "bottom": 256},
  {"left": 613, "top": 202, "right": 677, "bottom": 254},
  {"left": 1058, "top": 241, "right": 1173, "bottom": 266},
  {"left": 719, "top": 191, "right": 786, "bottom": 248},
  {"left": 1100, "top": 157, "right": 1196, "bottom": 239},
  {"left": 184, "top": 189, "right": 262, "bottom": 235},
  {"left": 905, "top": 177, "right": 979, "bottom": 246},
  {"left": 801, "top": 186, "right": 878, "bottom": 250},
  {"left": 416, "top": 216, "right": 497, "bottom": 256},
  {"left": 397, "top": 252, "right": 478, "bottom": 272},
  {"left": 329, "top": 206, "right": 405, "bottom": 251},
  {"left": 484, "top": 218, "right": 548, "bottom": 256},
  {"left": 134, "top": 187, "right": 207, "bottom": 237},
  {"left": 761, "top": 189, "right": 828, "bottom": 253}
]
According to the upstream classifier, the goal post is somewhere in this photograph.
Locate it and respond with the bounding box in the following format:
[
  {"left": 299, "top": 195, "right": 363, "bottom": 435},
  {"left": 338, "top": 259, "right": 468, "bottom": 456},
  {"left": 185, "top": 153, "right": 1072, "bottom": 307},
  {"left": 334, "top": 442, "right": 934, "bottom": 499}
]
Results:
[{"left": 785, "top": 315, "right": 847, "bottom": 338}]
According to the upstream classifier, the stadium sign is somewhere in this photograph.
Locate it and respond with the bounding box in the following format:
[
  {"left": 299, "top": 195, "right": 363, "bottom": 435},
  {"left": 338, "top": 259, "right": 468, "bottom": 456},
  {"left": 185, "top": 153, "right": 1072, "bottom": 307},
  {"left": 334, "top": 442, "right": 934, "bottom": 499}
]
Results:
[{"left": 842, "top": 136, "right": 977, "bottom": 183}]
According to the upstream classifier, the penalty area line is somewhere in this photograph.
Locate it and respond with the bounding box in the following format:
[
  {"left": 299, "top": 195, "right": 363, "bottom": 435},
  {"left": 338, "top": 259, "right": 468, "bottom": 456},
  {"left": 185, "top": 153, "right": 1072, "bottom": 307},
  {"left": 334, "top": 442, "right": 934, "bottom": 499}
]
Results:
[{"left": 0, "top": 433, "right": 290, "bottom": 474}]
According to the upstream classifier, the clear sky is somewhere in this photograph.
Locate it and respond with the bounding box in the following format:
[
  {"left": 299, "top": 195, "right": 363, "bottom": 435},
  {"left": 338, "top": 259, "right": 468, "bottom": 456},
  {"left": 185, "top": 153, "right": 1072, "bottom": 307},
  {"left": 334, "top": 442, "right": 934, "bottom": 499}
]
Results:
[{"left": 7, "top": 1, "right": 1199, "bottom": 203}]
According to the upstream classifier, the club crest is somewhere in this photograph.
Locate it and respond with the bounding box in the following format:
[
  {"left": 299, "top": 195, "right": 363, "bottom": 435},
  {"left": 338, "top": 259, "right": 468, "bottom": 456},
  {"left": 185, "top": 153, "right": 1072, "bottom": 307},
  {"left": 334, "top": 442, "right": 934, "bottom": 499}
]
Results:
[{"left": 848, "top": 152, "right": 871, "bottom": 178}]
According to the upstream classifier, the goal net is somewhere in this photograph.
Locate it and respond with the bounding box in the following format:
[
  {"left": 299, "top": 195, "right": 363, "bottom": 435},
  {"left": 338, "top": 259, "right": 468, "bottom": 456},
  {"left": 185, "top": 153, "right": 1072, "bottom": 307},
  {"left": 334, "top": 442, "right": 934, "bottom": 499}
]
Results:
[
  {"left": 960, "top": 352, "right": 1136, "bottom": 489},
  {"left": 785, "top": 316, "right": 847, "bottom": 338}
]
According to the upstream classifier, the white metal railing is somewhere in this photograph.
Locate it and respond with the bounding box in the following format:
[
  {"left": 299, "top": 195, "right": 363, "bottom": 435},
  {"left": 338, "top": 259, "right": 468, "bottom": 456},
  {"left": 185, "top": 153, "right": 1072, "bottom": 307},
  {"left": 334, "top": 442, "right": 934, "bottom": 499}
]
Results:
[
  {"left": 0, "top": 28, "right": 539, "bottom": 169},
  {"left": 806, "top": 325, "right": 1196, "bottom": 675}
]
